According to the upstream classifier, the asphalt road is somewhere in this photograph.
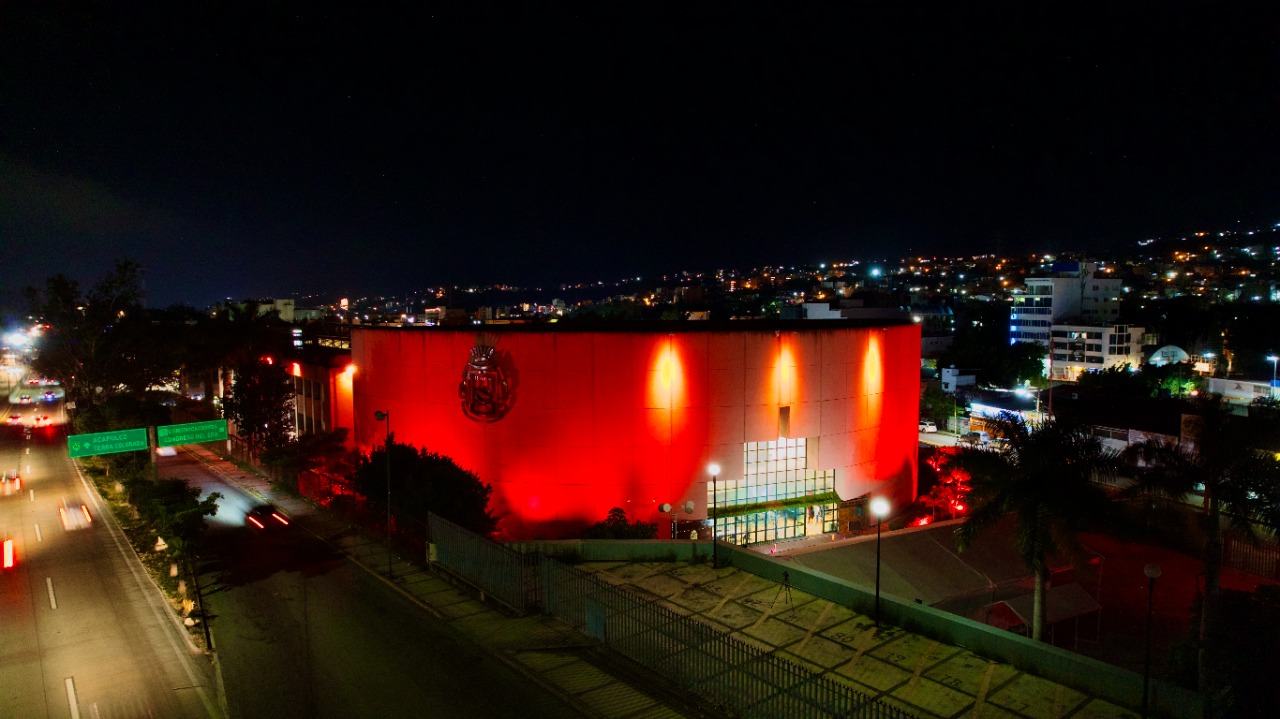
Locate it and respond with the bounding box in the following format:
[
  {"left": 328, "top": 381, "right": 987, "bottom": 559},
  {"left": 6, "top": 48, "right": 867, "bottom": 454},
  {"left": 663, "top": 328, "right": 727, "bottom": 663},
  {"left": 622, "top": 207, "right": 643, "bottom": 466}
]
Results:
[
  {"left": 0, "top": 407, "right": 219, "bottom": 719},
  {"left": 158, "top": 449, "right": 587, "bottom": 719}
]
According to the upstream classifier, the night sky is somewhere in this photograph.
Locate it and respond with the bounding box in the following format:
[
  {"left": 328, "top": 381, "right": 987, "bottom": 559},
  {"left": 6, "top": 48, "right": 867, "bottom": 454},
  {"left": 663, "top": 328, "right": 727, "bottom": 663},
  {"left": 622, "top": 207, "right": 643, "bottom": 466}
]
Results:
[{"left": 2, "top": 2, "right": 1278, "bottom": 309}]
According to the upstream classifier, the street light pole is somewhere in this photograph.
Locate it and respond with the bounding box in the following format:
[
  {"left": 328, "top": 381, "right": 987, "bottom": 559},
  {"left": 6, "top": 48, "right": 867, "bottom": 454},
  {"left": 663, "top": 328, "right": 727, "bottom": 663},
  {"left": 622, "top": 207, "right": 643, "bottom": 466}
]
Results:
[
  {"left": 871, "top": 498, "right": 890, "bottom": 628},
  {"left": 374, "top": 409, "right": 392, "bottom": 577},
  {"left": 1142, "top": 563, "right": 1162, "bottom": 719},
  {"left": 707, "top": 463, "right": 720, "bottom": 568},
  {"left": 1268, "top": 355, "right": 1278, "bottom": 400}
]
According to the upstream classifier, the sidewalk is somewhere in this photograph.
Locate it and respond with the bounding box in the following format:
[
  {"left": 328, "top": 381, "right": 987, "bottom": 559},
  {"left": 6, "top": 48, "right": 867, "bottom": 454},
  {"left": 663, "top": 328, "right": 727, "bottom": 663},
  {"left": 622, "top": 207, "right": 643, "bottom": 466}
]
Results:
[{"left": 181, "top": 446, "right": 694, "bottom": 719}]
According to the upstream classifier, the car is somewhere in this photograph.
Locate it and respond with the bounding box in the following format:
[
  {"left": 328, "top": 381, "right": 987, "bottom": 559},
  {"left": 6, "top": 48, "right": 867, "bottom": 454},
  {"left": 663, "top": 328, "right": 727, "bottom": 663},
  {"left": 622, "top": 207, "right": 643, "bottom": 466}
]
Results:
[
  {"left": 958, "top": 431, "right": 990, "bottom": 446},
  {"left": 918, "top": 421, "right": 938, "bottom": 433},
  {"left": 32, "top": 415, "right": 51, "bottom": 427},
  {"left": 988, "top": 438, "right": 1012, "bottom": 452},
  {"left": 246, "top": 504, "right": 291, "bottom": 531},
  {"left": 42, "top": 391, "right": 56, "bottom": 401},
  {"left": 5, "top": 415, "right": 21, "bottom": 425},
  {"left": 18, "top": 394, "right": 30, "bottom": 404}
]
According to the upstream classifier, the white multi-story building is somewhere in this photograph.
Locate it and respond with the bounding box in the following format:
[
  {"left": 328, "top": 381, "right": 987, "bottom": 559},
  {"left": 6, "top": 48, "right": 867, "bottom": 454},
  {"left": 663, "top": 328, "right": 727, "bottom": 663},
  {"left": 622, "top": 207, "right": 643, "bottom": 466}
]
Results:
[
  {"left": 1009, "top": 262, "right": 1142, "bottom": 380},
  {"left": 1047, "top": 323, "right": 1145, "bottom": 381},
  {"left": 1009, "top": 261, "right": 1122, "bottom": 344}
]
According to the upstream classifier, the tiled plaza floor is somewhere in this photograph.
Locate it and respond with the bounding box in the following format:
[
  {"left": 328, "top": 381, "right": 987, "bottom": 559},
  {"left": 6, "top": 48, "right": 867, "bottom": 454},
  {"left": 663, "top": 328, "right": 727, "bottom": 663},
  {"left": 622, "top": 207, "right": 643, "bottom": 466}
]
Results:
[{"left": 578, "top": 561, "right": 1140, "bottom": 719}]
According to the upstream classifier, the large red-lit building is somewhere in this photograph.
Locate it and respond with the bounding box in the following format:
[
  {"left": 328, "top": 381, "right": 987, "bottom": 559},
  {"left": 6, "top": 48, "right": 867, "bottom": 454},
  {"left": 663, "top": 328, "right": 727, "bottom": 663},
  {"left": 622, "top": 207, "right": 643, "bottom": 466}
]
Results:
[{"left": 351, "top": 321, "right": 920, "bottom": 541}]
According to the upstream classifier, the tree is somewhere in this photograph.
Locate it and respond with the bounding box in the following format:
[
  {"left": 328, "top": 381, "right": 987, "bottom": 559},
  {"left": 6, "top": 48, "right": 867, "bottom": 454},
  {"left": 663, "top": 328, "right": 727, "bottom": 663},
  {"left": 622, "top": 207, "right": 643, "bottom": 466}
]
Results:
[
  {"left": 261, "top": 429, "right": 355, "bottom": 484},
  {"left": 919, "top": 383, "right": 956, "bottom": 427},
  {"left": 947, "top": 413, "right": 1119, "bottom": 640},
  {"left": 352, "top": 437, "right": 497, "bottom": 535},
  {"left": 582, "top": 507, "right": 658, "bottom": 539},
  {"left": 222, "top": 356, "right": 295, "bottom": 458},
  {"left": 25, "top": 260, "right": 174, "bottom": 404},
  {"left": 1122, "top": 395, "right": 1280, "bottom": 710},
  {"left": 130, "top": 478, "right": 222, "bottom": 558},
  {"left": 939, "top": 301, "right": 1046, "bottom": 387}
]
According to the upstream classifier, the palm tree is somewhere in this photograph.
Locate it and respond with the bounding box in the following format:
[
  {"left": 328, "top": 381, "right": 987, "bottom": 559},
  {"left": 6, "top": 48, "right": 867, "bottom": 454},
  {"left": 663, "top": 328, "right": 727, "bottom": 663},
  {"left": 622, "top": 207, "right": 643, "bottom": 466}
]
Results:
[
  {"left": 1122, "top": 394, "right": 1280, "bottom": 710},
  {"left": 948, "top": 413, "right": 1119, "bottom": 641}
]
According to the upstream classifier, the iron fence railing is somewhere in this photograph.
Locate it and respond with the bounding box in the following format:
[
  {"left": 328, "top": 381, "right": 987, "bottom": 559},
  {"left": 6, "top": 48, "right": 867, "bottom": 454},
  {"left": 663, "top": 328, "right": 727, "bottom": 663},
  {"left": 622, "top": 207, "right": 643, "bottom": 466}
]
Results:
[
  {"left": 428, "top": 513, "right": 917, "bottom": 719},
  {"left": 1224, "top": 534, "right": 1280, "bottom": 580}
]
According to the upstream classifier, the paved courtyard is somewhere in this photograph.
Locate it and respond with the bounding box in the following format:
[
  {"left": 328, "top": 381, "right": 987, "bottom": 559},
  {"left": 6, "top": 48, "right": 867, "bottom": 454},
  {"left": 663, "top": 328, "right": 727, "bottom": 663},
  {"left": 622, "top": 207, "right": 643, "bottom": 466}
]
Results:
[{"left": 578, "top": 560, "right": 1140, "bottom": 719}]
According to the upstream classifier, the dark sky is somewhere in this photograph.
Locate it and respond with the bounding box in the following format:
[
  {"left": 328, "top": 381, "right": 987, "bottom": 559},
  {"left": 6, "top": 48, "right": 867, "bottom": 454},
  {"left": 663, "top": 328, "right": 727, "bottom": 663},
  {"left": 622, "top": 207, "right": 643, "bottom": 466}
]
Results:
[{"left": 2, "top": 2, "right": 1279, "bottom": 309}]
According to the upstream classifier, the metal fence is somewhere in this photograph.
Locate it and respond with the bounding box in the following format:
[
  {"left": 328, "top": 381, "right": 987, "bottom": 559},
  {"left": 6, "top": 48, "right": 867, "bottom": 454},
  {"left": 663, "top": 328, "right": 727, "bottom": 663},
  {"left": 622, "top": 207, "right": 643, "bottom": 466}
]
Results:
[
  {"left": 428, "top": 513, "right": 916, "bottom": 719},
  {"left": 1225, "top": 534, "right": 1280, "bottom": 580},
  {"left": 428, "top": 514, "right": 540, "bottom": 613}
]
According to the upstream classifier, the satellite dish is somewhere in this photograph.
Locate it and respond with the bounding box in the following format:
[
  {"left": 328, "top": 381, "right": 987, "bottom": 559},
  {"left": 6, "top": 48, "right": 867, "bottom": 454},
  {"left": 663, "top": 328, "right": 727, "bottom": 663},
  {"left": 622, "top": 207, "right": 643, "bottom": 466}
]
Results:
[
  {"left": 659, "top": 503, "right": 673, "bottom": 513},
  {"left": 683, "top": 500, "right": 695, "bottom": 514}
]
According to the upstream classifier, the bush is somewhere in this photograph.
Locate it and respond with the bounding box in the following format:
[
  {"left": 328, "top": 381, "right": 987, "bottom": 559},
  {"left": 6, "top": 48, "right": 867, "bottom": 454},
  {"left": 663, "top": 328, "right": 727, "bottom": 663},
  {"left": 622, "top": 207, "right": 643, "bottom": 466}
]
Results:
[{"left": 582, "top": 507, "right": 657, "bottom": 539}]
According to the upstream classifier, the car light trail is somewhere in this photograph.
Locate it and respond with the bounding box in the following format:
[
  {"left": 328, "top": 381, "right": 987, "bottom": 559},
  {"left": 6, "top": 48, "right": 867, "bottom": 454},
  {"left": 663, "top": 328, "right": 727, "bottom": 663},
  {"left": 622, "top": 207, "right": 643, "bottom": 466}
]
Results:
[{"left": 3, "top": 539, "right": 13, "bottom": 568}]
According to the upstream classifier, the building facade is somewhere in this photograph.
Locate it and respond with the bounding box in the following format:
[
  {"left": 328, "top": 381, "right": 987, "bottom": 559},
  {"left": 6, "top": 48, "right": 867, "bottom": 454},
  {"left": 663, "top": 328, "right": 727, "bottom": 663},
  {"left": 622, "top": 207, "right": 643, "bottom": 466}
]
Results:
[
  {"left": 1046, "top": 323, "right": 1145, "bottom": 381},
  {"left": 350, "top": 322, "right": 920, "bottom": 541},
  {"left": 1009, "top": 261, "right": 1122, "bottom": 344}
]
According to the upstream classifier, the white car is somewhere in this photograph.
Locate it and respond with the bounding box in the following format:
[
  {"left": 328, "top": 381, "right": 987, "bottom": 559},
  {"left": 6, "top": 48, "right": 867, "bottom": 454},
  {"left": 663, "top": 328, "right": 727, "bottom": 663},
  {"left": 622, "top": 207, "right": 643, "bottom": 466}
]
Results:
[{"left": 918, "top": 421, "right": 938, "bottom": 433}]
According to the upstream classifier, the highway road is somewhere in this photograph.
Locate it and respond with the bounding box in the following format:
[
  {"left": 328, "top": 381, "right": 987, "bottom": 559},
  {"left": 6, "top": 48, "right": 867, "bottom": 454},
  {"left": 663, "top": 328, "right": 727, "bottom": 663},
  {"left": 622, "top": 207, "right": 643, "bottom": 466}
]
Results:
[
  {"left": 158, "top": 448, "right": 587, "bottom": 719},
  {"left": 0, "top": 403, "right": 219, "bottom": 719}
]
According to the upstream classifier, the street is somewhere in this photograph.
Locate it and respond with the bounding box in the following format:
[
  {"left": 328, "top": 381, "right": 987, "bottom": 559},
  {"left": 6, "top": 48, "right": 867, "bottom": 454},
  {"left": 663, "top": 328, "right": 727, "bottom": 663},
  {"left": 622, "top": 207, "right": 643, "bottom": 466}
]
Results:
[
  {"left": 0, "top": 406, "right": 219, "bottom": 718},
  {"left": 158, "top": 448, "right": 588, "bottom": 719}
]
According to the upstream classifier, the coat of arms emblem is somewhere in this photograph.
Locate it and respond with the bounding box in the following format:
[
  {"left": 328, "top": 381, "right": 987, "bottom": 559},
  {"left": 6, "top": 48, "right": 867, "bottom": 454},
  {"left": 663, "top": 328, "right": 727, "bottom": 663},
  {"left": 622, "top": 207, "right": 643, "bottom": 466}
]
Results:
[{"left": 458, "top": 335, "right": 513, "bottom": 422}]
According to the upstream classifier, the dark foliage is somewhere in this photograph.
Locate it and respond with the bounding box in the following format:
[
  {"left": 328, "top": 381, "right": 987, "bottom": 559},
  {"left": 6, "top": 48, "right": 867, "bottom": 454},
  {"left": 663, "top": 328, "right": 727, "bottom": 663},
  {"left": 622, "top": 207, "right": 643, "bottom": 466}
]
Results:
[
  {"left": 353, "top": 436, "right": 497, "bottom": 535},
  {"left": 582, "top": 507, "right": 658, "bottom": 539},
  {"left": 222, "top": 356, "right": 295, "bottom": 456}
]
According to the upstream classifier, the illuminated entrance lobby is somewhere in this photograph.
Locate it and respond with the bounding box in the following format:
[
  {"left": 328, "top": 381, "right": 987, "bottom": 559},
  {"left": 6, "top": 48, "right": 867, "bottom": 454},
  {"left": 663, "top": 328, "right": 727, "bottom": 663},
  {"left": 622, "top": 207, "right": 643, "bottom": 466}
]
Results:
[{"left": 350, "top": 321, "right": 919, "bottom": 540}]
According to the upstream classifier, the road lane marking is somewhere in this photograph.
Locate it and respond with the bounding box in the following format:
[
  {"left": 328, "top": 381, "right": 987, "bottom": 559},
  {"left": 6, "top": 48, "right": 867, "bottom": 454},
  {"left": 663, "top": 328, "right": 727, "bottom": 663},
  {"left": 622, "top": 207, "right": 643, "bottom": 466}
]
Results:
[
  {"left": 47, "top": 577, "right": 58, "bottom": 609},
  {"left": 35, "top": 523, "right": 42, "bottom": 542},
  {"left": 65, "top": 677, "right": 81, "bottom": 719}
]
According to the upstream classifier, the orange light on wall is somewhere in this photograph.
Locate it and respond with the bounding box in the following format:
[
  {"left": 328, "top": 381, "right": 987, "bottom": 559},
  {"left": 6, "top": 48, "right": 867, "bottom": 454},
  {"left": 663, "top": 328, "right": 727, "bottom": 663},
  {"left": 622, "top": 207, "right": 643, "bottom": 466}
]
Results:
[
  {"left": 3, "top": 538, "right": 13, "bottom": 568},
  {"left": 771, "top": 334, "right": 798, "bottom": 410},
  {"left": 291, "top": 362, "right": 302, "bottom": 377},
  {"left": 862, "top": 332, "right": 885, "bottom": 427},
  {"left": 647, "top": 337, "right": 687, "bottom": 409},
  {"left": 344, "top": 363, "right": 357, "bottom": 377}
]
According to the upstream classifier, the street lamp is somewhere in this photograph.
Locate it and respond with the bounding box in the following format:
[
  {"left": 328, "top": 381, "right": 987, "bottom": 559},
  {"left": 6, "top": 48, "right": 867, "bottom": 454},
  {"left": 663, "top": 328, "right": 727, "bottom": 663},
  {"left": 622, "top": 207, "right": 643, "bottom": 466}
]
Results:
[
  {"left": 374, "top": 410, "right": 392, "bottom": 577},
  {"left": 1142, "top": 563, "right": 1162, "bottom": 719},
  {"left": 871, "top": 498, "right": 890, "bottom": 628},
  {"left": 707, "top": 463, "right": 720, "bottom": 568},
  {"left": 1268, "top": 355, "right": 1278, "bottom": 399}
]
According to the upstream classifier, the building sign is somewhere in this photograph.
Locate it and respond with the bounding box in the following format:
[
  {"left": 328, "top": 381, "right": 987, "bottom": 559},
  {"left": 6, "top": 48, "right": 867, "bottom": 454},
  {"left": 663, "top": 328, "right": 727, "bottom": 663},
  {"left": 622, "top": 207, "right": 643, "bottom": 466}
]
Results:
[
  {"left": 157, "top": 419, "right": 229, "bottom": 447},
  {"left": 68, "top": 427, "right": 149, "bottom": 458},
  {"left": 458, "top": 335, "right": 513, "bottom": 422}
]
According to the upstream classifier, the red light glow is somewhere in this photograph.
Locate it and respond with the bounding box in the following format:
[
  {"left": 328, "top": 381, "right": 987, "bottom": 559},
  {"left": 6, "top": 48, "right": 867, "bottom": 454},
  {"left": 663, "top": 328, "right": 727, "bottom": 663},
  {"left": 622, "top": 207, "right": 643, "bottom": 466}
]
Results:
[
  {"left": 291, "top": 362, "right": 302, "bottom": 377},
  {"left": 272, "top": 512, "right": 289, "bottom": 525},
  {"left": 247, "top": 516, "right": 265, "bottom": 529},
  {"left": 351, "top": 325, "right": 920, "bottom": 538}
]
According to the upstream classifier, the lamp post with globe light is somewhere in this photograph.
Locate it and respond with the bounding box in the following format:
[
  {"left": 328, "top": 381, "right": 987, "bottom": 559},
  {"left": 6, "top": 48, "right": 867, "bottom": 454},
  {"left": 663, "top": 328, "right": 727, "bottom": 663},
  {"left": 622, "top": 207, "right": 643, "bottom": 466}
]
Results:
[{"left": 871, "top": 498, "right": 890, "bottom": 627}]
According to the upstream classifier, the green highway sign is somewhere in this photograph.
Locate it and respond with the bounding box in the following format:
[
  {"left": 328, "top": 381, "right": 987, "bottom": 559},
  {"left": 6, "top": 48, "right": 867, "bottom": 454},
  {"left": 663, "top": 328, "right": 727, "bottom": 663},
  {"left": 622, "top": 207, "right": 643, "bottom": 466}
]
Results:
[
  {"left": 68, "top": 428, "right": 150, "bottom": 458},
  {"left": 157, "top": 419, "right": 228, "bottom": 447}
]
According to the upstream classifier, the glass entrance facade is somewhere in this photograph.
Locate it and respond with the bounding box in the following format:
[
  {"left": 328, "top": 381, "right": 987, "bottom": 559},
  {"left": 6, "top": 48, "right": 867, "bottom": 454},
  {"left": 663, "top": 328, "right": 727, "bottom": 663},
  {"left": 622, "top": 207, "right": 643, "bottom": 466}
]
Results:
[{"left": 709, "top": 437, "right": 838, "bottom": 545}]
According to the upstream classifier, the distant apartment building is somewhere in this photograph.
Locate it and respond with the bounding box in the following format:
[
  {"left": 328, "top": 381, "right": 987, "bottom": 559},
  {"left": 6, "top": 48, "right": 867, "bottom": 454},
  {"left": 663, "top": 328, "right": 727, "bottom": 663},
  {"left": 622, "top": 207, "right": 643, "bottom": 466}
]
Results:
[
  {"left": 1010, "top": 262, "right": 1142, "bottom": 380},
  {"left": 1009, "top": 262, "right": 1121, "bottom": 344},
  {"left": 1047, "top": 323, "right": 1145, "bottom": 381}
]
